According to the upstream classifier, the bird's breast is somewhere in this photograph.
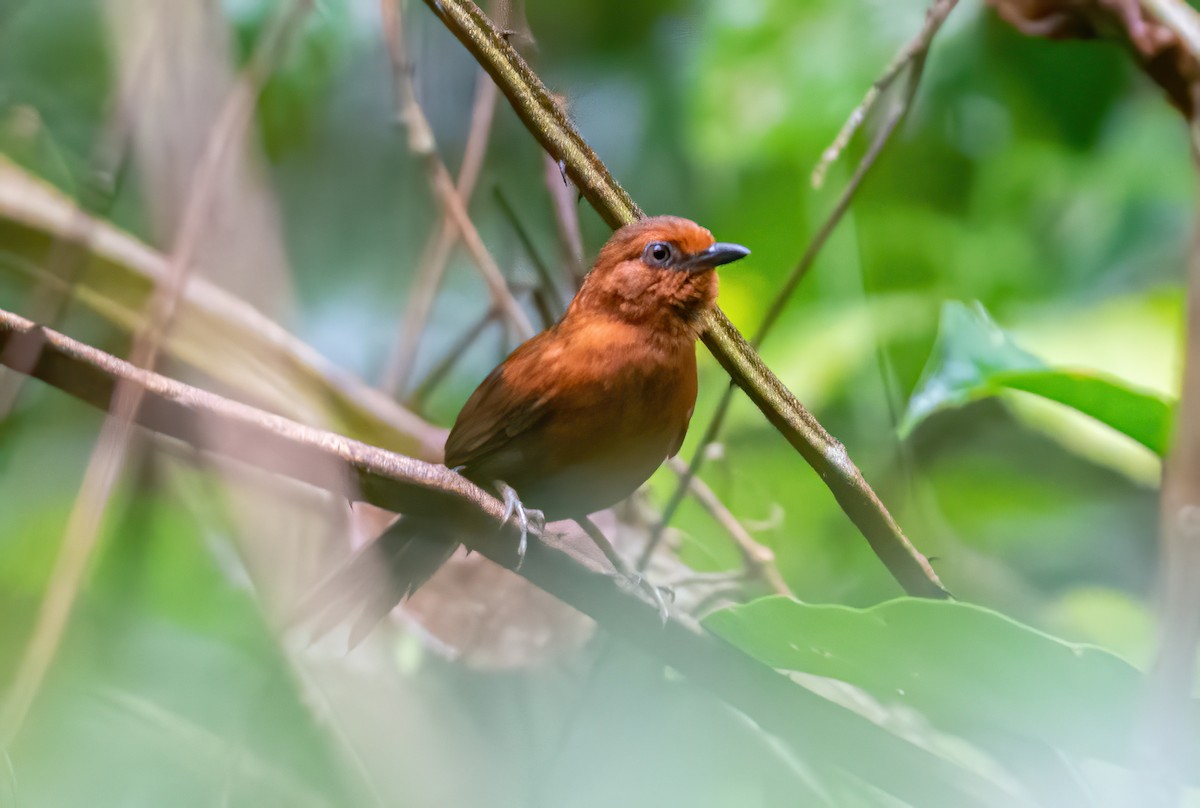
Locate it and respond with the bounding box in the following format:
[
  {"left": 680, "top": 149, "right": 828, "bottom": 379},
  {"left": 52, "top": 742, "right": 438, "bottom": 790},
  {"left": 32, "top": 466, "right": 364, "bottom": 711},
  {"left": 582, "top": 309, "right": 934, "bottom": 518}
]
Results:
[{"left": 507, "top": 326, "right": 698, "bottom": 519}]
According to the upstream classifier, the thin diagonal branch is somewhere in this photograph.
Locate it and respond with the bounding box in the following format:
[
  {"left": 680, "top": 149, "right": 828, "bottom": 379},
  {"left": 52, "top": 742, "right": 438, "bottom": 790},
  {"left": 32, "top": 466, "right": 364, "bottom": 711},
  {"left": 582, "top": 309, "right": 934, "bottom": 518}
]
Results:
[
  {"left": 544, "top": 152, "right": 585, "bottom": 284},
  {"left": 644, "top": 0, "right": 957, "bottom": 568},
  {"left": 812, "top": 0, "right": 958, "bottom": 188},
  {"left": 493, "top": 187, "right": 572, "bottom": 312},
  {"left": 421, "top": 0, "right": 948, "bottom": 598},
  {"left": 406, "top": 304, "right": 498, "bottom": 410}
]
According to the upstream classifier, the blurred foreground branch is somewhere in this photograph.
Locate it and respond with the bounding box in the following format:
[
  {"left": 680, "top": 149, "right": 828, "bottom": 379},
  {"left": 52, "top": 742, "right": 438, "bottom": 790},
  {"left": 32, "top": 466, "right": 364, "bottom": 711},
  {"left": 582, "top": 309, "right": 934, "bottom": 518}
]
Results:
[
  {"left": 992, "top": 0, "right": 1200, "bottom": 799},
  {"left": 0, "top": 0, "right": 312, "bottom": 749},
  {"left": 1130, "top": 0, "right": 1200, "bottom": 801},
  {"left": 994, "top": 0, "right": 1200, "bottom": 798},
  {"left": 0, "top": 155, "right": 444, "bottom": 459},
  {"left": 1141, "top": 194, "right": 1200, "bottom": 804},
  {"left": 422, "top": 0, "right": 948, "bottom": 599},
  {"left": 0, "top": 307, "right": 1011, "bottom": 807}
]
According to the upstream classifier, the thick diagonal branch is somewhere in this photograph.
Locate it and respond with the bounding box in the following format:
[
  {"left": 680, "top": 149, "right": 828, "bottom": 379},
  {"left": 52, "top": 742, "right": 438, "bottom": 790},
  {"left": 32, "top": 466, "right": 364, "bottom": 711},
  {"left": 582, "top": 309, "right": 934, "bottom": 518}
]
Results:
[
  {"left": 0, "top": 307, "right": 1014, "bottom": 807},
  {"left": 421, "top": 0, "right": 947, "bottom": 598}
]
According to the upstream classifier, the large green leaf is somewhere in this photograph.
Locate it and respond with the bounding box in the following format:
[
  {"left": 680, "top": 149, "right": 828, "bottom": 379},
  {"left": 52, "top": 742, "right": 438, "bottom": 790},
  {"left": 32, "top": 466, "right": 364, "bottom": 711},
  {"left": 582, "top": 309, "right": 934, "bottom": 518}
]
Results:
[
  {"left": 903, "top": 300, "right": 1175, "bottom": 455},
  {"left": 705, "top": 596, "right": 1190, "bottom": 768}
]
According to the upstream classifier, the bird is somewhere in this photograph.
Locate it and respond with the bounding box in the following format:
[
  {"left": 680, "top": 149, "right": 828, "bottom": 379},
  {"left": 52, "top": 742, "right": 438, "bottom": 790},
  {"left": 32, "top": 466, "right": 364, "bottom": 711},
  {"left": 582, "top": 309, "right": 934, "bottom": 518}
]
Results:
[{"left": 308, "top": 215, "right": 749, "bottom": 642}]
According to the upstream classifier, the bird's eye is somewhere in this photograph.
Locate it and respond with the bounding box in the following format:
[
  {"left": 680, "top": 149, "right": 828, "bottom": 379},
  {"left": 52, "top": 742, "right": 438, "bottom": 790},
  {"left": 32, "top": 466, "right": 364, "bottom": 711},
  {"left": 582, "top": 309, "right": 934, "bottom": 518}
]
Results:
[{"left": 643, "top": 241, "right": 673, "bottom": 267}]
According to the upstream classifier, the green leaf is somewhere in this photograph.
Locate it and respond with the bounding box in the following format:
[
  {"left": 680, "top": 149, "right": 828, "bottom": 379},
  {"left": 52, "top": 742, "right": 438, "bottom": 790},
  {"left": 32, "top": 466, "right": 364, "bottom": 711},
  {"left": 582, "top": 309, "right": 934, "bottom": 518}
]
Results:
[
  {"left": 903, "top": 300, "right": 1175, "bottom": 455},
  {"left": 992, "top": 368, "right": 1174, "bottom": 456},
  {"left": 705, "top": 596, "right": 1191, "bottom": 767}
]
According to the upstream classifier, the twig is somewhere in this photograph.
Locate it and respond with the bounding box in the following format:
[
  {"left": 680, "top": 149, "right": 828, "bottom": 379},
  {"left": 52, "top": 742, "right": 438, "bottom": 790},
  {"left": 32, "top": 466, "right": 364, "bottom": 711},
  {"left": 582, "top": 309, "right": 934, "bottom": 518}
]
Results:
[
  {"left": 378, "top": 0, "right": 504, "bottom": 395},
  {"left": 0, "top": 307, "right": 1017, "bottom": 808},
  {"left": 528, "top": 284, "right": 557, "bottom": 331},
  {"left": 493, "top": 187, "right": 572, "bottom": 313},
  {"left": 420, "top": 0, "right": 946, "bottom": 596},
  {"left": 406, "top": 304, "right": 499, "bottom": 410},
  {"left": 811, "top": 0, "right": 958, "bottom": 188},
  {"left": 644, "top": 0, "right": 957, "bottom": 569},
  {"left": 1135, "top": 1, "right": 1200, "bottom": 800},
  {"left": 0, "top": 0, "right": 312, "bottom": 748},
  {"left": 510, "top": 0, "right": 585, "bottom": 288},
  {"left": 665, "top": 458, "right": 791, "bottom": 596},
  {"left": 544, "top": 152, "right": 585, "bottom": 284},
  {"left": 379, "top": 0, "right": 534, "bottom": 349}
]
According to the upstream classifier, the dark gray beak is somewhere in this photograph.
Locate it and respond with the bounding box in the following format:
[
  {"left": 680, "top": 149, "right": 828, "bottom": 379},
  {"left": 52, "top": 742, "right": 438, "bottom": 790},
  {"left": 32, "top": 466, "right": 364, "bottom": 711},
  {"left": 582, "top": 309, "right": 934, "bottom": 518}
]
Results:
[{"left": 683, "top": 242, "right": 751, "bottom": 271}]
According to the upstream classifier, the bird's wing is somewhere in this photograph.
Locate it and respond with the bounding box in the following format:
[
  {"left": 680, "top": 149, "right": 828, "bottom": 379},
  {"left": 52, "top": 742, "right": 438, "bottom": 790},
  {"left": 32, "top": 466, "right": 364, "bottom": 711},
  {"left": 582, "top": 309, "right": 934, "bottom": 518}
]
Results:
[
  {"left": 444, "top": 347, "right": 554, "bottom": 473},
  {"left": 667, "top": 405, "right": 694, "bottom": 458}
]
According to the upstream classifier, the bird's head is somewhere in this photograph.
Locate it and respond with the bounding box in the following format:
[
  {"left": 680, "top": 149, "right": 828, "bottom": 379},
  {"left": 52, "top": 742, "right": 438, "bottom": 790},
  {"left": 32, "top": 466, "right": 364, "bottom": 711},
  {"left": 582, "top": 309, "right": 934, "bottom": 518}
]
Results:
[{"left": 569, "top": 215, "right": 749, "bottom": 334}]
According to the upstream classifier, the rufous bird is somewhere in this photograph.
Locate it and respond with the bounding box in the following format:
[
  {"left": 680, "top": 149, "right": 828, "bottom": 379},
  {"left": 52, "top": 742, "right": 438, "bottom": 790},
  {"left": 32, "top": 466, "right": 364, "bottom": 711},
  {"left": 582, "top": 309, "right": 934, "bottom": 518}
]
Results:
[{"left": 312, "top": 215, "right": 749, "bottom": 640}]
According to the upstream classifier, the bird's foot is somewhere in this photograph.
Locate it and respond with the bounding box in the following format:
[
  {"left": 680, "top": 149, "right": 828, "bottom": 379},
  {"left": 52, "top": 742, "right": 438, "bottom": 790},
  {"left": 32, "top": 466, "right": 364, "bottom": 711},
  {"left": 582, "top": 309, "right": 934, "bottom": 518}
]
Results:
[
  {"left": 574, "top": 516, "right": 671, "bottom": 625},
  {"left": 495, "top": 481, "right": 544, "bottom": 569}
]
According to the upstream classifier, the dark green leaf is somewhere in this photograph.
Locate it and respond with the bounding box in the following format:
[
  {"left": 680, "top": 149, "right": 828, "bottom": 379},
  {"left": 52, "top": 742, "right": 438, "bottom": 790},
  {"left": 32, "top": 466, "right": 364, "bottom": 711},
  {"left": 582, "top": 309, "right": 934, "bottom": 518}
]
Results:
[{"left": 904, "top": 301, "right": 1175, "bottom": 455}]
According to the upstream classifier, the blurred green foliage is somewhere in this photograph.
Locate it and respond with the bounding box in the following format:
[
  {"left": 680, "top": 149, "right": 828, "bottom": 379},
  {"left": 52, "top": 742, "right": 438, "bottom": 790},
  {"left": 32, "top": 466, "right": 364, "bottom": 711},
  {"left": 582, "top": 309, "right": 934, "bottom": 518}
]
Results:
[
  {"left": 904, "top": 300, "right": 1175, "bottom": 455},
  {"left": 0, "top": 0, "right": 1196, "bottom": 804}
]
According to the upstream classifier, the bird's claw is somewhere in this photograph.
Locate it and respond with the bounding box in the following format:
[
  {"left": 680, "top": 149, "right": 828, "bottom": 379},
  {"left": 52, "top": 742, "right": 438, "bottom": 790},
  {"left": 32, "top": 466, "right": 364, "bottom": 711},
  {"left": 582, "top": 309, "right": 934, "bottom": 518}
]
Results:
[
  {"left": 495, "top": 481, "right": 543, "bottom": 570},
  {"left": 622, "top": 571, "right": 671, "bottom": 625}
]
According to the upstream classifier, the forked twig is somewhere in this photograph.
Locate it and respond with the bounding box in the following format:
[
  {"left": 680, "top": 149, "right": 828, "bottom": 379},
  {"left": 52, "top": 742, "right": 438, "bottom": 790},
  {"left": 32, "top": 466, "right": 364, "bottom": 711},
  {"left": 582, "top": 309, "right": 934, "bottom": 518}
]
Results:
[
  {"left": 379, "top": 0, "right": 534, "bottom": 348},
  {"left": 378, "top": 0, "right": 505, "bottom": 395}
]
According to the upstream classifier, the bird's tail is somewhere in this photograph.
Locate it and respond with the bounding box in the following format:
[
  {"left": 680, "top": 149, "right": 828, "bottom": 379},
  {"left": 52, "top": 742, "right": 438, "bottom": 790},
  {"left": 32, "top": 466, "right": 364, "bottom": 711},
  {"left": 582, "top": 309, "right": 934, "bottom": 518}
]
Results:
[{"left": 295, "top": 516, "right": 458, "bottom": 648}]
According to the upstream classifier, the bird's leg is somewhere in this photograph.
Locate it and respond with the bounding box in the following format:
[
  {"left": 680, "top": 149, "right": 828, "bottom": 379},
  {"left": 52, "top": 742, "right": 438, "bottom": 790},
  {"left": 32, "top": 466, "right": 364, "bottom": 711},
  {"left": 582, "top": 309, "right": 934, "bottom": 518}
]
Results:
[
  {"left": 493, "top": 480, "right": 544, "bottom": 570},
  {"left": 576, "top": 515, "right": 670, "bottom": 624}
]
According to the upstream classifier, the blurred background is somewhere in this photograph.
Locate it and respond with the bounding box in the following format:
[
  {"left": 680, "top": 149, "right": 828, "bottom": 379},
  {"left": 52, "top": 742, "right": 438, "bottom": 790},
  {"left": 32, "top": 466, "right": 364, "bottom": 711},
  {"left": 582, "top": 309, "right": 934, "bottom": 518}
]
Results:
[{"left": 0, "top": 0, "right": 1194, "bottom": 805}]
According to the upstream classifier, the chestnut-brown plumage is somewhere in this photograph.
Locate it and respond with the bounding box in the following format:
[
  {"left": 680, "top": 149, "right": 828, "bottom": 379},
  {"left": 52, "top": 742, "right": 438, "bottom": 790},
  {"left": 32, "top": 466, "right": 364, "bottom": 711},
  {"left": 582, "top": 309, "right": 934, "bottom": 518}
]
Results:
[
  {"left": 447, "top": 215, "right": 747, "bottom": 520},
  {"left": 312, "top": 216, "right": 748, "bottom": 640}
]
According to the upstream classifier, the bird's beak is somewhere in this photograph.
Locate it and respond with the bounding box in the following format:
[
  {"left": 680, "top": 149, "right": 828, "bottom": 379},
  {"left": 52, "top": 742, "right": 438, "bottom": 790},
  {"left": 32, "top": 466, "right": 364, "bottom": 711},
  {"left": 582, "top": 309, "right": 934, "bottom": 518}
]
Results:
[{"left": 683, "top": 242, "right": 751, "bottom": 272}]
